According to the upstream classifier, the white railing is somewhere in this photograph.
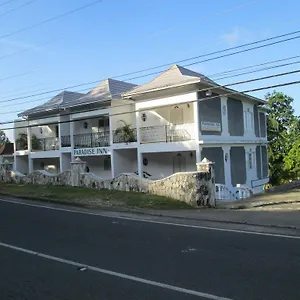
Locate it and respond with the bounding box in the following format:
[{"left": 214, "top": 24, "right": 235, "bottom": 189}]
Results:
[
  {"left": 215, "top": 184, "right": 238, "bottom": 201},
  {"left": 235, "top": 184, "right": 252, "bottom": 199},
  {"left": 140, "top": 123, "right": 195, "bottom": 144}
]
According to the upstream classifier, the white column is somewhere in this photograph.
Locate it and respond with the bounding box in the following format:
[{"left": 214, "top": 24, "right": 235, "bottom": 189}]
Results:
[
  {"left": 137, "top": 149, "right": 143, "bottom": 178},
  {"left": 70, "top": 119, "right": 75, "bottom": 160},
  {"left": 135, "top": 111, "right": 140, "bottom": 144},
  {"left": 28, "top": 157, "right": 33, "bottom": 174},
  {"left": 109, "top": 116, "right": 113, "bottom": 146},
  {"left": 27, "top": 125, "right": 32, "bottom": 152},
  {"left": 193, "top": 100, "right": 200, "bottom": 141},
  {"left": 222, "top": 146, "right": 232, "bottom": 189},
  {"left": 220, "top": 96, "right": 229, "bottom": 137},
  {"left": 110, "top": 152, "right": 115, "bottom": 178},
  {"left": 196, "top": 145, "right": 201, "bottom": 164}
]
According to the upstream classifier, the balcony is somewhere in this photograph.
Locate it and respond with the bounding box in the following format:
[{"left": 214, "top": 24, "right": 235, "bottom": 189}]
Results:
[
  {"left": 74, "top": 132, "right": 110, "bottom": 149},
  {"left": 32, "top": 137, "right": 59, "bottom": 151},
  {"left": 140, "top": 123, "right": 195, "bottom": 144},
  {"left": 61, "top": 135, "right": 71, "bottom": 147},
  {"left": 113, "top": 128, "right": 137, "bottom": 143}
]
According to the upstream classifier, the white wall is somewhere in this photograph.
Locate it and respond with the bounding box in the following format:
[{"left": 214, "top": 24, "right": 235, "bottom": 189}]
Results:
[
  {"left": 15, "top": 156, "right": 29, "bottom": 174},
  {"left": 142, "top": 151, "right": 196, "bottom": 180},
  {"left": 83, "top": 155, "right": 112, "bottom": 179},
  {"left": 31, "top": 124, "right": 57, "bottom": 139},
  {"left": 74, "top": 118, "right": 100, "bottom": 135},
  {"left": 60, "top": 115, "right": 70, "bottom": 136},
  {"left": 33, "top": 158, "right": 60, "bottom": 174},
  {"left": 111, "top": 99, "right": 136, "bottom": 130},
  {"left": 61, "top": 153, "right": 71, "bottom": 172},
  {"left": 140, "top": 103, "right": 194, "bottom": 128},
  {"left": 112, "top": 149, "right": 137, "bottom": 176}
]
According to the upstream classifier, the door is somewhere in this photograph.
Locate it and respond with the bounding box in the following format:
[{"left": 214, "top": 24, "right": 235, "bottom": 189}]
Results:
[{"left": 173, "top": 153, "right": 186, "bottom": 173}]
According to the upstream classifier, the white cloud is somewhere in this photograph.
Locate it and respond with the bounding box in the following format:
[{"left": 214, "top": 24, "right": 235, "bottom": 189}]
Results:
[{"left": 221, "top": 27, "right": 252, "bottom": 47}]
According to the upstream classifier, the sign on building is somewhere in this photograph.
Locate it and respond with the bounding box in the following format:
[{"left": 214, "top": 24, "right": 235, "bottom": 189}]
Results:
[
  {"left": 73, "top": 147, "right": 110, "bottom": 157},
  {"left": 200, "top": 121, "right": 221, "bottom": 132}
]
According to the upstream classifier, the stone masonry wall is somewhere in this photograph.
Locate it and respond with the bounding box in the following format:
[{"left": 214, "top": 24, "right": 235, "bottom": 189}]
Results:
[{"left": 0, "top": 158, "right": 216, "bottom": 207}]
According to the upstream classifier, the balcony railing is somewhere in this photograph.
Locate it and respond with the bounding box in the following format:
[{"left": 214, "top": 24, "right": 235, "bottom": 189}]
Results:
[
  {"left": 61, "top": 135, "right": 71, "bottom": 147},
  {"left": 113, "top": 128, "right": 137, "bottom": 143},
  {"left": 32, "top": 137, "right": 59, "bottom": 151},
  {"left": 74, "top": 132, "right": 110, "bottom": 149},
  {"left": 140, "top": 123, "right": 195, "bottom": 144}
]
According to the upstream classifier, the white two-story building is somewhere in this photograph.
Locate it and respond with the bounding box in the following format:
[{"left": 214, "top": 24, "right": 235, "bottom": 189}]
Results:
[{"left": 14, "top": 65, "right": 268, "bottom": 198}]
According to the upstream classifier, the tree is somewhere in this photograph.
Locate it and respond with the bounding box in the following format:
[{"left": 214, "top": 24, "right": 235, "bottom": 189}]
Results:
[
  {"left": 0, "top": 130, "right": 10, "bottom": 145},
  {"left": 114, "top": 120, "right": 136, "bottom": 143},
  {"left": 266, "top": 91, "right": 299, "bottom": 185}
]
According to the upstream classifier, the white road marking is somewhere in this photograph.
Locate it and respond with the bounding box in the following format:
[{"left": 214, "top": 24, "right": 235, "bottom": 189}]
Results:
[
  {"left": 0, "top": 241, "right": 233, "bottom": 300},
  {"left": 0, "top": 198, "right": 300, "bottom": 240}
]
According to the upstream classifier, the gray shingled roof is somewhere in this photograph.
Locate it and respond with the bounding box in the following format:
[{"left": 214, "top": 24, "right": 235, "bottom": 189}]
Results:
[
  {"left": 123, "top": 64, "right": 217, "bottom": 97},
  {"left": 18, "top": 91, "right": 84, "bottom": 117},
  {"left": 61, "top": 78, "right": 137, "bottom": 109}
]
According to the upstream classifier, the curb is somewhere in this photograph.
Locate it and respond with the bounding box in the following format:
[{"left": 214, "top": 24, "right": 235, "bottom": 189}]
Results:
[{"left": 0, "top": 193, "right": 299, "bottom": 231}]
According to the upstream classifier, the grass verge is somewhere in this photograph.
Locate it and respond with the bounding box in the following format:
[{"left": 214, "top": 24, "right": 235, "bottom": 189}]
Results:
[{"left": 0, "top": 183, "right": 193, "bottom": 210}]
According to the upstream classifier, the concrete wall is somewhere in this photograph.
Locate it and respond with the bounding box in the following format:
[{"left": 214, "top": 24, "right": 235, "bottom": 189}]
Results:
[
  {"left": 15, "top": 156, "right": 29, "bottom": 174},
  {"left": 113, "top": 149, "right": 137, "bottom": 176},
  {"left": 142, "top": 151, "right": 196, "bottom": 180},
  {"left": 61, "top": 153, "right": 72, "bottom": 172},
  {"left": 140, "top": 103, "right": 194, "bottom": 128},
  {"left": 83, "top": 155, "right": 112, "bottom": 179},
  {"left": 111, "top": 99, "right": 135, "bottom": 131},
  {"left": 33, "top": 158, "right": 60, "bottom": 174}
]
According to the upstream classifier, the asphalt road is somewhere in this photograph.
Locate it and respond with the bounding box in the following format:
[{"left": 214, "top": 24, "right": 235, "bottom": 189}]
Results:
[{"left": 0, "top": 199, "right": 300, "bottom": 300}]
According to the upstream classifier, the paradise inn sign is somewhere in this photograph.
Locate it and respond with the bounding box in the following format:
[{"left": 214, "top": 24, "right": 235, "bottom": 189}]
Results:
[{"left": 73, "top": 147, "right": 110, "bottom": 157}]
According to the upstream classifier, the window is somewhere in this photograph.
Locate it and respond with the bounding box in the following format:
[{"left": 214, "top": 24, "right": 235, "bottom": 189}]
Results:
[
  {"left": 244, "top": 111, "right": 253, "bottom": 132},
  {"left": 256, "top": 145, "right": 268, "bottom": 179},
  {"left": 227, "top": 98, "right": 244, "bottom": 136},
  {"left": 104, "top": 157, "right": 111, "bottom": 171}
]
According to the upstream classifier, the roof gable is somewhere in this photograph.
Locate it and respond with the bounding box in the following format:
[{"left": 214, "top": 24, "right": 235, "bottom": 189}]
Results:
[
  {"left": 18, "top": 91, "right": 85, "bottom": 117},
  {"left": 123, "top": 64, "right": 216, "bottom": 96},
  {"left": 62, "top": 78, "right": 137, "bottom": 108}
]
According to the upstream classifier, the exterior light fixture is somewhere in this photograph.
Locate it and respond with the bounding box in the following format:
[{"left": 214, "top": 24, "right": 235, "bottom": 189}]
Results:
[{"left": 205, "top": 89, "right": 212, "bottom": 96}]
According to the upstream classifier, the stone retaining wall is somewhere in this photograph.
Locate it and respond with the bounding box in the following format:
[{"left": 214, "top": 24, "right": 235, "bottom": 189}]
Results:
[{"left": 0, "top": 158, "right": 216, "bottom": 207}]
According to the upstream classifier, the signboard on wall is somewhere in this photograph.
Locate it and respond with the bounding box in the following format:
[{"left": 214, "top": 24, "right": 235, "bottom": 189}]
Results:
[
  {"left": 73, "top": 147, "right": 110, "bottom": 157},
  {"left": 200, "top": 121, "right": 221, "bottom": 132}
]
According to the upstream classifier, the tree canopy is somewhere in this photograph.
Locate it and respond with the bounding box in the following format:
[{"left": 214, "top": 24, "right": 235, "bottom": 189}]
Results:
[
  {"left": 266, "top": 91, "right": 300, "bottom": 185},
  {"left": 0, "top": 130, "right": 10, "bottom": 145}
]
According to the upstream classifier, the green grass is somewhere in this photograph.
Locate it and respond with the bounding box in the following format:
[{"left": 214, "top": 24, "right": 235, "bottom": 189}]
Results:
[{"left": 0, "top": 183, "right": 193, "bottom": 210}]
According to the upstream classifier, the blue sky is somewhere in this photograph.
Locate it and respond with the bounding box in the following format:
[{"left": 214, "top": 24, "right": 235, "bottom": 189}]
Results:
[{"left": 1, "top": 0, "right": 300, "bottom": 140}]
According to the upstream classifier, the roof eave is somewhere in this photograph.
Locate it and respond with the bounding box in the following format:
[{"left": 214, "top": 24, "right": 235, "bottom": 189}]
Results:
[{"left": 122, "top": 79, "right": 201, "bottom": 99}]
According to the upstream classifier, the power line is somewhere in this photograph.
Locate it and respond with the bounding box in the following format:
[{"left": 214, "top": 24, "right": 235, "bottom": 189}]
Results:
[
  {"left": 2, "top": 54, "right": 299, "bottom": 112},
  {"left": 0, "top": 0, "right": 103, "bottom": 40},
  {"left": 0, "top": 0, "right": 18, "bottom": 8},
  {"left": 0, "top": 38, "right": 60, "bottom": 61},
  {"left": 3, "top": 79, "right": 300, "bottom": 132},
  {"left": 0, "top": 0, "right": 37, "bottom": 18},
  {"left": 213, "top": 59, "right": 300, "bottom": 81},
  {"left": 0, "top": 68, "right": 40, "bottom": 83},
  {"left": 1, "top": 28, "right": 300, "bottom": 105},
  {"left": 3, "top": 67, "right": 300, "bottom": 126},
  {"left": 208, "top": 54, "right": 300, "bottom": 78}
]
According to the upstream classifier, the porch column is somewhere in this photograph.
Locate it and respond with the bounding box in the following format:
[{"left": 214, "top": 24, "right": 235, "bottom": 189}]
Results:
[
  {"left": 28, "top": 157, "right": 33, "bottom": 174},
  {"left": 220, "top": 96, "right": 229, "bottom": 137},
  {"left": 27, "top": 124, "right": 32, "bottom": 152},
  {"left": 196, "top": 145, "right": 201, "bottom": 164},
  {"left": 135, "top": 111, "right": 141, "bottom": 144},
  {"left": 70, "top": 119, "right": 75, "bottom": 160},
  {"left": 193, "top": 100, "right": 200, "bottom": 141},
  {"left": 110, "top": 152, "right": 115, "bottom": 178},
  {"left": 222, "top": 146, "right": 232, "bottom": 188},
  {"left": 137, "top": 149, "right": 143, "bottom": 178}
]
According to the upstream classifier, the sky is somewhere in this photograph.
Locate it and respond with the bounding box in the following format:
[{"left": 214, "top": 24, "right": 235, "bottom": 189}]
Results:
[{"left": 1, "top": 0, "right": 300, "bottom": 141}]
